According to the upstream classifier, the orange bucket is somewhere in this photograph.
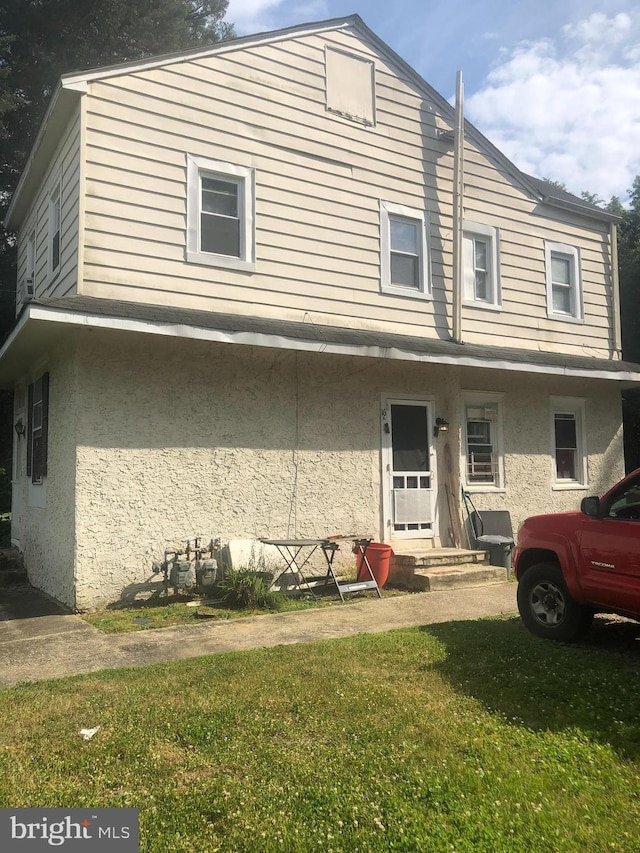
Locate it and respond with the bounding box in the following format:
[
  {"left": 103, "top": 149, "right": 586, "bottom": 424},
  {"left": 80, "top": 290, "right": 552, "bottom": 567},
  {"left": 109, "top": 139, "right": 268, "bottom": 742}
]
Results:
[{"left": 355, "top": 543, "right": 393, "bottom": 588}]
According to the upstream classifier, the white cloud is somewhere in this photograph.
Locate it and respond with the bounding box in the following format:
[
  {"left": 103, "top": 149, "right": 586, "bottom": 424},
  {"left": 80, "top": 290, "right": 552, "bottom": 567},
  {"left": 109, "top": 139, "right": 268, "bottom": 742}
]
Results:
[
  {"left": 226, "top": 0, "right": 328, "bottom": 34},
  {"left": 226, "top": 0, "right": 285, "bottom": 32},
  {"left": 466, "top": 11, "right": 640, "bottom": 202}
]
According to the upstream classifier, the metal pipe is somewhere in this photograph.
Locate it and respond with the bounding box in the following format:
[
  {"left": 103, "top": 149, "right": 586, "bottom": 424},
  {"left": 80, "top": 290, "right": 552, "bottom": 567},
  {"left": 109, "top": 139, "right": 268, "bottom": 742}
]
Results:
[
  {"left": 452, "top": 70, "right": 464, "bottom": 344},
  {"left": 610, "top": 222, "right": 622, "bottom": 357}
]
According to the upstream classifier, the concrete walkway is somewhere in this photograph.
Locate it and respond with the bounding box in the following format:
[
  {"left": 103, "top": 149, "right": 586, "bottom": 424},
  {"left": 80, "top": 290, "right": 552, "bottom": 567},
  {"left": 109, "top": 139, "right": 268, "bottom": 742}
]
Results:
[{"left": 0, "top": 583, "right": 517, "bottom": 689}]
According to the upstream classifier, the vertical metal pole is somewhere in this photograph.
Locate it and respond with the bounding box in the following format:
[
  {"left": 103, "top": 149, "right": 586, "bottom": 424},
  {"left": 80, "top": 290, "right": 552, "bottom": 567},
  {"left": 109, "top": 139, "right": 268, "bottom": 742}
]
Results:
[
  {"left": 610, "top": 222, "right": 622, "bottom": 357},
  {"left": 452, "top": 71, "right": 464, "bottom": 344}
]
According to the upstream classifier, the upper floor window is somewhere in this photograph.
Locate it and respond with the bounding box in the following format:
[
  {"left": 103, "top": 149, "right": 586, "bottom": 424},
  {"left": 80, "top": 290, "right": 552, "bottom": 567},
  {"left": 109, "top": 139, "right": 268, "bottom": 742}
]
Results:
[
  {"left": 545, "top": 241, "right": 582, "bottom": 321},
  {"left": 550, "top": 396, "right": 587, "bottom": 488},
  {"left": 18, "top": 229, "right": 36, "bottom": 308},
  {"left": 463, "top": 222, "right": 500, "bottom": 309},
  {"left": 380, "top": 201, "right": 430, "bottom": 299},
  {"left": 27, "top": 373, "right": 49, "bottom": 485},
  {"left": 48, "top": 180, "right": 61, "bottom": 279},
  {"left": 462, "top": 392, "right": 504, "bottom": 491},
  {"left": 26, "top": 230, "right": 36, "bottom": 292},
  {"left": 186, "top": 155, "right": 255, "bottom": 272}
]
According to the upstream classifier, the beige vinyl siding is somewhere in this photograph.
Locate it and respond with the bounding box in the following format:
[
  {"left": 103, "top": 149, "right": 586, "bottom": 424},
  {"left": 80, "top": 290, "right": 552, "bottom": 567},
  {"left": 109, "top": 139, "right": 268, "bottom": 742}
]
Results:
[
  {"left": 81, "top": 34, "right": 450, "bottom": 339},
  {"left": 78, "top": 24, "right": 614, "bottom": 357},
  {"left": 461, "top": 139, "right": 614, "bottom": 354},
  {"left": 15, "top": 110, "right": 81, "bottom": 309}
]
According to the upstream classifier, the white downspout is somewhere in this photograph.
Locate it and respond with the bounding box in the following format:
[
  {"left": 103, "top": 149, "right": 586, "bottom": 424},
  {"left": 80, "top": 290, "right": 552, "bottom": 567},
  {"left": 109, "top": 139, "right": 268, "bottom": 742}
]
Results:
[
  {"left": 610, "top": 222, "right": 622, "bottom": 357},
  {"left": 452, "top": 71, "right": 464, "bottom": 344}
]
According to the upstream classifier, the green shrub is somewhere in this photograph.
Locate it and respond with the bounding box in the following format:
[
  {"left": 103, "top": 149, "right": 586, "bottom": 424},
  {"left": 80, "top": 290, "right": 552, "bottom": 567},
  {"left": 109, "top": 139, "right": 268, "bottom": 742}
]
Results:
[{"left": 216, "top": 568, "right": 285, "bottom": 610}]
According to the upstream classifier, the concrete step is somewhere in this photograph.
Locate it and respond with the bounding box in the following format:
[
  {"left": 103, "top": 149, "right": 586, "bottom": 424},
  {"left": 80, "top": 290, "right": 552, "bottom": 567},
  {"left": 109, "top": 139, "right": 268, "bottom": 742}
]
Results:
[
  {"left": 388, "top": 546, "right": 508, "bottom": 591},
  {"left": 410, "top": 564, "right": 507, "bottom": 591},
  {"left": 393, "top": 548, "right": 489, "bottom": 570}
]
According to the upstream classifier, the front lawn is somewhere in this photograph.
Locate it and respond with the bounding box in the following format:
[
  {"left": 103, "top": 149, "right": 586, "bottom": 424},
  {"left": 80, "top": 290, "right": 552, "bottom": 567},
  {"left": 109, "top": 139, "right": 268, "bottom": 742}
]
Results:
[{"left": 0, "top": 616, "right": 639, "bottom": 852}]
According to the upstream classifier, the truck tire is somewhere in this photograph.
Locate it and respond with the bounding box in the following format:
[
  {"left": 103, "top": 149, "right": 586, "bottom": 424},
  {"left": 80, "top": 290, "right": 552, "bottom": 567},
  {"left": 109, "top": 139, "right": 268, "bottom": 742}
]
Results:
[{"left": 517, "top": 562, "right": 593, "bottom": 642}]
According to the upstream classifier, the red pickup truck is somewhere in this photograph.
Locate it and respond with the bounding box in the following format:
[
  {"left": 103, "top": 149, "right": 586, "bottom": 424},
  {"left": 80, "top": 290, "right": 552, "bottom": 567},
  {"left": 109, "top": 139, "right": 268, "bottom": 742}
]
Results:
[{"left": 513, "top": 468, "right": 640, "bottom": 641}]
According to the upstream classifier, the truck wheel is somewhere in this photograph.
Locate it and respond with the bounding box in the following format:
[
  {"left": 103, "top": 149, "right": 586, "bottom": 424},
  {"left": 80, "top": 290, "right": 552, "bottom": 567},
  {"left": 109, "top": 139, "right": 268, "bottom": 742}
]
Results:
[{"left": 517, "top": 562, "right": 592, "bottom": 642}]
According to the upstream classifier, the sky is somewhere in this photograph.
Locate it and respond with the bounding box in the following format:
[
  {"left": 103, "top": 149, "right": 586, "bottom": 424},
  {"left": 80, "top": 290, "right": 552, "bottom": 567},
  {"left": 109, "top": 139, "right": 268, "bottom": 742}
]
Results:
[{"left": 225, "top": 0, "right": 640, "bottom": 204}]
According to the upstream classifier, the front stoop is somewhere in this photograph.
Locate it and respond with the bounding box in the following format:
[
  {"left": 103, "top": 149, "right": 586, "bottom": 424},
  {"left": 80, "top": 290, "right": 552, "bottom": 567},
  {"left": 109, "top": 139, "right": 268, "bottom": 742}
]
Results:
[{"left": 389, "top": 547, "right": 507, "bottom": 591}]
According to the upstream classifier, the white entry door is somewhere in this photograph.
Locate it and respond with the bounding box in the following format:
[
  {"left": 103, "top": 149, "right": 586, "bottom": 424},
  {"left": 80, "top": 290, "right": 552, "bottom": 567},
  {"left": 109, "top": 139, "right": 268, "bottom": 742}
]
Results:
[{"left": 382, "top": 399, "right": 436, "bottom": 540}]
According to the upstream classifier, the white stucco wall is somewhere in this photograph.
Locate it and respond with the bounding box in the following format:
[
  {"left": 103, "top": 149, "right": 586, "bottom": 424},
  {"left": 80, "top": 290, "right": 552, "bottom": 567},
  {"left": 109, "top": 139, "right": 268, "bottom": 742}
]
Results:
[
  {"left": 14, "top": 328, "right": 625, "bottom": 610},
  {"left": 72, "top": 330, "right": 454, "bottom": 607},
  {"left": 11, "top": 339, "right": 77, "bottom": 607},
  {"left": 449, "top": 367, "right": 624, "bottom": 537}
]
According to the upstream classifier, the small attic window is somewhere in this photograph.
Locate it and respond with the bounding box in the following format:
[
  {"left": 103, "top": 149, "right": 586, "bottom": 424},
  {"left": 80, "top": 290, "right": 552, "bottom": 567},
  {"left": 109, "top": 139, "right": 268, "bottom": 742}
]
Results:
[{"left": 325, "top": 47, "right": 375, "bottom": 126}]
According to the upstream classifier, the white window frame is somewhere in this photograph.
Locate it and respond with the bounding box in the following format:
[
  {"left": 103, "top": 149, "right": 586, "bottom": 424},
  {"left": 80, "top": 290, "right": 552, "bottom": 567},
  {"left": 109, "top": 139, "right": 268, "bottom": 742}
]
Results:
[
  {"left": 462, "top": 221, "right": 501, "bottom": 309},
  {"left": 461, "top": 391, "right": 505, "bottom": 493},
  {"left": 380, "top": 201, "right": 431, "bottom": 299},
  {"left": 550, "top": 396, "right": 587, "bottom": 489},
  {"left": 186, "top": 154, "right": 255, "bottom": 272},
  {"left": 48, "top": 177, "right": 61, "bottom": 281},
  {"left": 545, "top": 241, "right": 583, "bottom": 322}
]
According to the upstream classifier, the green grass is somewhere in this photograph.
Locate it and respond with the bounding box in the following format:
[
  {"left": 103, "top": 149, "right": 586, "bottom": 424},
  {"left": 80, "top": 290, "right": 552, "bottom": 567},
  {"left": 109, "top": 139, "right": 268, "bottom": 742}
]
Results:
[
  {"left": 82, "top": 587, "right": 404, "bottom": 633},
  {"left": 1, "top": 616, "right": 639, "bottom": 852},
  {"left": 82, "top": 594, "right": 342, "bottom": 633}
]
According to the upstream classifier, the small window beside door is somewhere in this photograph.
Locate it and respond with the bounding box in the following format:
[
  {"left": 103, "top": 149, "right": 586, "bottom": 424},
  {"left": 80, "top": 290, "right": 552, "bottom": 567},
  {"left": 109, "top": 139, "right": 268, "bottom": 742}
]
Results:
[
  {"left": 462, "top": 393, "right": 504, "bottom": 491},
  {"left": 550, "top": 397, "right": 587, "bottom": 487}
]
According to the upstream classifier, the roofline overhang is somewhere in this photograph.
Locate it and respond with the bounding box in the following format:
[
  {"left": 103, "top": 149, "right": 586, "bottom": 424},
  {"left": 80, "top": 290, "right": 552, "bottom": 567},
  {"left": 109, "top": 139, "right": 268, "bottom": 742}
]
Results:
[
  {"left": 60, "top": 15, "right": 361, "bottom": 86},
  {"left": 5, "top": 13, "right": 616, "bottom": 233},
  {"left": 539, "top": 194, "right": 622, "bottom": 224},
  {"left": 4, "top": 84, "right": 84, "bottom": 231},
  {"left": 4, "top": 15, "right": 361, "bottom": 232},
  {"left": 2, "top": 304, "right": 640, "bottom": 386}
]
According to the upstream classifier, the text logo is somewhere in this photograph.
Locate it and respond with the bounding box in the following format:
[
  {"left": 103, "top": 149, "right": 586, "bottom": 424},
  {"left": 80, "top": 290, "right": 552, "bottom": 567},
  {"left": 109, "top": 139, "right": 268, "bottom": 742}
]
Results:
[{"left": 0, "top": 809, "right": 138, "bottom": 851}]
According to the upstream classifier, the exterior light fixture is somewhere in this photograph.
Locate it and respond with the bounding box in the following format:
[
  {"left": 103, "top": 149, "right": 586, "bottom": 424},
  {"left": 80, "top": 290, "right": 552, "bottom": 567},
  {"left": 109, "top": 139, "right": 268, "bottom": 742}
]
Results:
[
  {"left": 433, "top": 417, "right": 449, "bottom": 437},
  {"left": 14, "top": 420, "right": 25, "bottom": 437}
]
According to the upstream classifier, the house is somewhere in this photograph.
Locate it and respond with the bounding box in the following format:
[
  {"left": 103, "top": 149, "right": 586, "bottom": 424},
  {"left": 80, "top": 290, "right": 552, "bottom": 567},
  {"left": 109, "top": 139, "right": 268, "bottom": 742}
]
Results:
[{"left": 1, "top": 15, "right": 639, "bottom": 610}]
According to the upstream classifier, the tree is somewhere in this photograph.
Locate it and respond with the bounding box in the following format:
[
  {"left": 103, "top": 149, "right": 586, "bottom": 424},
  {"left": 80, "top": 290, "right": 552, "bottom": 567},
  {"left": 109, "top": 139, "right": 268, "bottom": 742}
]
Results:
[
  {"left": 0, "top": 1, "right": 234, "bottom": 515},
  {"left": 614, "top": 177, "right": 640, "bottom": 471},
  {"left": 541, "top": 177, "right": 567, "bottom": 190},
  {"left": 0, "top": 1, "right": 234, "bottom": 205},
  {"left": 0, "top": 0, "right": 234, "bottom": 335},
  {"left": 580, "top": 190, "right": 604, "bottom": 207}
]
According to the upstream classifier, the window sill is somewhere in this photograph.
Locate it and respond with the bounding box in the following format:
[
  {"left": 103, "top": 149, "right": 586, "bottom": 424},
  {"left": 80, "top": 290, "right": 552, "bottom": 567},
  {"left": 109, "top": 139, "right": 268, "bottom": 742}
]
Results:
[
  {"left": 463, "top": 300, "right": 502, "bottom": 312},
  {"left": 186, "top": 250, "right": 255, "bottom": 273},
  {"left": 552, "top": 482, "right": 587, "bottom": 491},
  {"left": 380, "top": 284, "right": 432, "bottom": 301},
  {"left": 463, "top": 486, "right": 506, "bottom": 494},
  {"left": 546, "top": 312, "right": 584, "bottom": 324},
  {"left": 462, "top": 299, "right": 502, "bottom": 311}
]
